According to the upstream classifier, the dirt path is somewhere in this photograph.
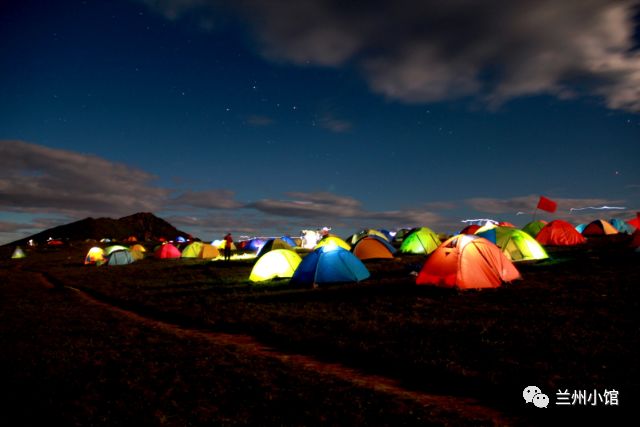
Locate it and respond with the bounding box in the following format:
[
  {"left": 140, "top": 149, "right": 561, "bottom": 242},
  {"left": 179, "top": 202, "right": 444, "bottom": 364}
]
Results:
[{"left": 34, "top": 271, "right": 513, "bottom": 425}]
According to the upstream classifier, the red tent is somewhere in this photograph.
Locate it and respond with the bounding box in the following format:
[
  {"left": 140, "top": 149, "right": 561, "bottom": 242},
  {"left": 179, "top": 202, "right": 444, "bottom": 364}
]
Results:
[
  {"left": 536, "top": 220, "right": 586, "bottom": 246},
  {"left": 154, "top": 243, "right": 181, "bottom": 259},
  {"left": 416, "top": 235, "right": 521, "bottom": 289},
  {"left": 459, "top": 224, "right": 481, "bottom": 235}
]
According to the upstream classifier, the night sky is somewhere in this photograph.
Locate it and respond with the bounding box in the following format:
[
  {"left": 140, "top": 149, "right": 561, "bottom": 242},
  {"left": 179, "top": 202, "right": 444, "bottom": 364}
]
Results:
[{"left": 1, "top": 0, "right": 639, "bottom": 243}]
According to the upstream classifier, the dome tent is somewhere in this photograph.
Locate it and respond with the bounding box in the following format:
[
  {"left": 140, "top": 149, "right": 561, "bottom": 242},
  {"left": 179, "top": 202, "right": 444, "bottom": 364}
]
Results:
[
  {"left": 291, "top": 246, "right": 370, "bottom": 286},
  {"left": 477, "top": 226, "right": 548, "bottom": 262},
  {"left": 536, "top": 220, "right": 586, "bottom": 246},
  {"left": 352, "top": 236, "right": 396, "bottom": 260},
  {"left": 521, "top": 220, "right": 547, "bottom": 238},
  {"left": 249, "top": 249, "right": 302, "bottom": 282},
  {"left": 256, "top": 238, "right": 294, "bottom": 259},
  {"left": 416, "top": 235, "right": 521, "bottom": 289},
  {"left": 581, "top": 219, "right": 619, "bottom": 236},
  {"left": 399, "top": 227, "right": 441, "bottom": 255}
]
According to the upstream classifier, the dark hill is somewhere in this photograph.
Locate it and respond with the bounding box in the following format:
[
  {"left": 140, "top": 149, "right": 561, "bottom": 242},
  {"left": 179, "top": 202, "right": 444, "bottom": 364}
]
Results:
[{"left": 7, "top": 213, "right": 189, "bottom": 246}]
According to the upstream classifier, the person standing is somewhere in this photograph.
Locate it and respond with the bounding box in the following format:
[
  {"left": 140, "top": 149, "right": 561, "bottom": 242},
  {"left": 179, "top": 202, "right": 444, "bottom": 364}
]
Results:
[{"left": 223, "top": 233, "right": 233, "bottom": 261}]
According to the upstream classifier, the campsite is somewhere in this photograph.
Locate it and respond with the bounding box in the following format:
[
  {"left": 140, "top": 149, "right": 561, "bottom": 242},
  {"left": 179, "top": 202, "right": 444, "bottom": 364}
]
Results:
[{"left": 1, "top": 215, "right": 637, "bottom": 426}]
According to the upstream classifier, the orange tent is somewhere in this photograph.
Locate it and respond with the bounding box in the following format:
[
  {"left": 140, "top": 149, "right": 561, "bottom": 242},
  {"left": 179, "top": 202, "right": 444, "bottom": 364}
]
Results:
[
  {"left": 581, "top": 219, "right": 618, "bottom": 236},
  {"left": 352, "top": 236, "right": 395, "bottom": 260},
  {"left": 536, "top": 220, "right": 586, "bottom": 246},
  {"left": 416, "top": 235, "right": 521, "bottom": 289}
]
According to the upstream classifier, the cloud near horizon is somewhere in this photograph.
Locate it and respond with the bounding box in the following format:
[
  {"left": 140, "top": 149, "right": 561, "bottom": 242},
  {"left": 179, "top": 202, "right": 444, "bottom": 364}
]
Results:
[
  {"left": 140, "top": 0, "right": 640, "bottom": 112},
  {"left": 0, "top": 140, "right": 169, "bottom": 218}
]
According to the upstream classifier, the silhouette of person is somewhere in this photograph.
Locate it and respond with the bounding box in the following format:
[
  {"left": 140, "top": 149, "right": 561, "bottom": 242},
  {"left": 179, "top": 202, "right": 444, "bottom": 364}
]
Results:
[{"left": 223, "top": 233, "right": 233, "bottom": 261}]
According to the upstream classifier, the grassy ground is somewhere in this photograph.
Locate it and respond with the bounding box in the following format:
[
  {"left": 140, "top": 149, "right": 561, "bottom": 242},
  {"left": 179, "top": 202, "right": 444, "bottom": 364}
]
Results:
[{"left": 1, "top": 237, "right": 637, "bottom": 425}]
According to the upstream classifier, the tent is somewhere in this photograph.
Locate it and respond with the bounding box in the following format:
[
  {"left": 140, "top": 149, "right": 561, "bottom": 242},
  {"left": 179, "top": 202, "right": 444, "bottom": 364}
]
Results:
[
  {"left": 11, "top": 246, "right": 26, "bottom": 259},
  {"left": 352, "top": 236, "right": 396, "bottom": 260},
  {"left": 416, "top": 235, "right": 521, "bottom": 289},
  {"left": 478, "top": 226, "right": 548, "bottom": 262},
  {"left": 399, "top": 227, "right": 441, "bottom": 255},
  {"left": 291, "top": 246, "right": 370, "bottom": 286},
  {"left": 575, "top": 224, "right": 587, "bottom": 234},
  {"left": 244, "top": 238, "right": 267, "bottom": 252},
  {"left": 154, "top": 243, "right": 181, "bottom": 259},
  {"left": 392, "top": 228, "right": 413, "bottom": 242},
  {"left": 106, "top": 249, "right": 134, "bottom": 266},
  {"left": 314, "top": 235, "right": 351, "bottom": 251},
  {"left": 349, "top": 229, "right": 389, "bottom": 245},
  {"left": 104, "top": 245, "right": 129, "bottom": 256},
  {"left": 280, "top": 236, "right": 298, "bottom": 247},
  {"left": 459, "top": 224, "right": 481, "bottom": 235},
  {"left": 536, "top": 220, "right": 586, "bottom": 246},
  {"left": 84, "top": 247, "right": 105, "bottom": 265},
  {"left": 609, "top": 218, "right": 633, "bottom": 234},
  {"left": 521, "top": 220, "right": 547, "bottom": 238},
  {"left": 256, "top": 238, "right": 294, "bottom": 259},
  {"left": 249, "top": 249, "right": 302, "bottom": 282},
  {"left": 181, "top": 241, "right": 220, "bottom": 259},
  {"left": 581, "top": 219, "right": 619, "bottom": 236}
]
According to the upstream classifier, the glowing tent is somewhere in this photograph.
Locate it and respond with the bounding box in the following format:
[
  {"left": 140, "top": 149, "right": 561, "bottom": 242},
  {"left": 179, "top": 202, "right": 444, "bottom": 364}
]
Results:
[
  {"left": 84, "top": 247, "right": 105, "bottom": 265},
  {"left": 291, "top": 246, "right": 370, "bottom": 286},
  {"left": 478, "top": 226, "right": 548, "bottom": 262},
  {"left": 416, "top": 235, "right": 521, "bottom": 289},
  {"left": 348, "top": 229, "right": 389, "bottom": 245},
  {"left": 249, "top": 249, "right": 302, "bottom": 282},
  {"left": 154, "top": 243, "right": 181, "bottom": 259},
  {"left": 582, "top": 219, "right": 619, "bottom": 236},
  {"left": 106, "top": 249, "right": 134, "bottom": 266},
  {"left": 181, "top": 241, "right": 220, "bottom": 259},
  {"left": 399, "top": 227, "right": 441, "bottom": 255},
  {"left": 314, "top": 235, "right": 351, "bottom": 251},
  {"left": 104, "top": 245, "right": 129, "bottom": 256},
  {"left": 352, "top": 236, "right": 396, "bottom": 260},
  {"left": 536, "top": 220, "right": 586, "bottom": 246},
  {"left": 11, "top": 246, "right": 26, "bottom": 259},
  {"left": 521, "top": 220, "right": 548, "bottom": 238},
  {"left": 256, "top": 238, "right": 294, "bottom": 259}
]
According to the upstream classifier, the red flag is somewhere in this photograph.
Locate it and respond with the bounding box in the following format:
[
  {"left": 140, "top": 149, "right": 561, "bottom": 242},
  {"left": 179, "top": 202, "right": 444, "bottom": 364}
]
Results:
[{"left": 537, "top": 196, "right": 557, "bottom": 213}]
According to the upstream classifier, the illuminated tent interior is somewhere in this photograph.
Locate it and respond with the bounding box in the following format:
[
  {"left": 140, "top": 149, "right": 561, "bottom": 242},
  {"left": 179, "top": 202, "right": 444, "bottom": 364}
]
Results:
[
  {"left": 416, "top": 234, "right": 521, "bottom": 289},
  {"left": 536, "top": 220, "right": 586, "bottom": 246},
  {"left": 249, "top": 249, "right": 302, "bottom": 282},
  {"left": 291, "top": 246, "right": 370, "bottom": 286},
  {"left": 399, "top": 227, "right": 441, "bottom": 254},
  {"left": 477, "top": 226, "right": 548, "bottom": 262}
]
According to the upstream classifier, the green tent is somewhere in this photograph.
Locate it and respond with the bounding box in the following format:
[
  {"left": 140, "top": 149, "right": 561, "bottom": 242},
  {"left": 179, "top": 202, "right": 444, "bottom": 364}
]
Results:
[
  {"left": 482, "top": 226, "right": 548, "bottom": 262},
  {"left": 399, "top": 227, "right": 441, "bottom": 254},
  {"left": 249, "top": 249, "right": 302, "bottom": 282},
  {"left": 521, "top": 220, "right": 547, "bottom": 238},
  {"left": 11, "top": 246, "right": 26, "bottom": 259}
]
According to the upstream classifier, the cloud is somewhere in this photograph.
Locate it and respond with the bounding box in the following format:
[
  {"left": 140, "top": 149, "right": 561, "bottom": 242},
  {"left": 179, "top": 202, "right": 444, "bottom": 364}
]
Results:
[
  {"left": 0, "top": 140, "right": 169, "bottom": 217},
  {"left": 140, "top": 0, "right": 640, "bottom": 112},
  {"left": 247, "top": 191, "right": 450, "bottom": 229},
  {"left": 465, "top": 195, "right": 628, "bottom": 215},
  {"left": 170, "top": 189, "right": 243, "bottom": 209}
]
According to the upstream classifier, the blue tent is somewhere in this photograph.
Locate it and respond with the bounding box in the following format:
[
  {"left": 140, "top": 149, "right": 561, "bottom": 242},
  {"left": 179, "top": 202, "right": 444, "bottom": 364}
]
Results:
[
  {"left": 575, "top": 224, "right": 587, "bottom": 233},
  {"left": 609, "top": 218, "right": 633, "bottom": 234},
  {"left": 280, "top": 236, "right": 297, "bottom": 247},
  {"left": 107, "top": 249, "right": 134, "bottom": 266},
  {"left": 245, "top": 238, "right": 266, "bottom": 252},
  {"left": 291, "top": 246, "right": 370, "bottom": 286},
  {"left": 476, "top": 228, "right": 497, "bottom": 244}
]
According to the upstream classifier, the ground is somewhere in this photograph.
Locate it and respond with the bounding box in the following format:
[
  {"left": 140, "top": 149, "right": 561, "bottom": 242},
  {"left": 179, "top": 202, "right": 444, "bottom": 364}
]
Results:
[{"left": 0, "top": 236, "right": 637, "bottom": 425}]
